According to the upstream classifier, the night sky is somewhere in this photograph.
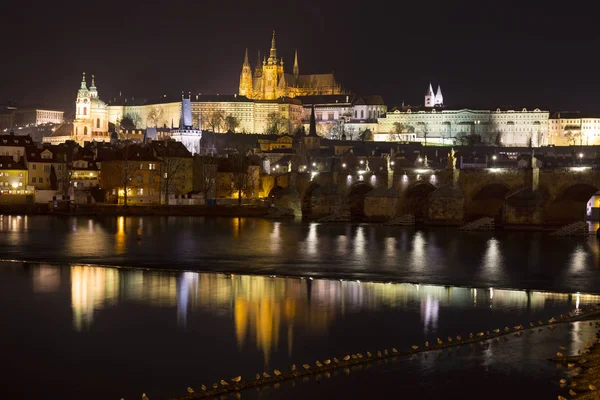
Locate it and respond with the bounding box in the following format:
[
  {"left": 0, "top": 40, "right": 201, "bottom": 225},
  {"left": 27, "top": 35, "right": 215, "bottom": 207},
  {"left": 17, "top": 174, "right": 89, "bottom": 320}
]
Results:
[{"left": 3, "top": 0, "right": 599, "bottom": 114}]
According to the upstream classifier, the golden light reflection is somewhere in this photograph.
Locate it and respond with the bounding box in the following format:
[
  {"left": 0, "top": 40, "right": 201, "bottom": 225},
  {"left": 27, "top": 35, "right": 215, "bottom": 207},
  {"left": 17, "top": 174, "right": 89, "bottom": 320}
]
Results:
[
  {"left": 32, "top": 264, "right": 61, "bottom": 293},
  {"left": 116, "top": 216, "right": 125, "bottom": 254},
  {"left": 270, "top": 222, "right": 281, "bottom": 254},
  {"left": 71, "top": 265, "right": 119, "bottom": 331},
  {"left": 65, "top": 265, "right": 600, "bottom": 363}
]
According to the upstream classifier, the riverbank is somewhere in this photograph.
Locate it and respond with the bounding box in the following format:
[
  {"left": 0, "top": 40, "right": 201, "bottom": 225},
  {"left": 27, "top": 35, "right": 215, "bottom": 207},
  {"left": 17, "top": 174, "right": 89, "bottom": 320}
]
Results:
[
  {"left": 0, "top": 203, "right": 285, "bottom": 218},
  {"left": 553, "top": 325, "right": 600, "bottom": 399},
  {"left": 0, "top": 203, "right": 591, "bottom": 232}
]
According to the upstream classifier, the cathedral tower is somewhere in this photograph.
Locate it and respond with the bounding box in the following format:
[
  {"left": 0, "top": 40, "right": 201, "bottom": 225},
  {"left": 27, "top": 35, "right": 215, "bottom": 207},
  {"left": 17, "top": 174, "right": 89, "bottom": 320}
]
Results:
[
  {"left": 424, "top": 82, "right": 435, "bottom": 107},
  {"left": 434, "top": 85, "right": 443, "bottom": 106},
  {"left": 261, "top": 30, "right": 284, "bottom": 100},
  {"left": 239, "top": 48, "right": 253, "bottom": 98}
]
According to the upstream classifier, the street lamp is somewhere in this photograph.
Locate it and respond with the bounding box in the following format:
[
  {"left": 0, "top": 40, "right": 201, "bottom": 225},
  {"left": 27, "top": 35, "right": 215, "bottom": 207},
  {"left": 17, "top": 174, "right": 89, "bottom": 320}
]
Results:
[
  {"left": 342, "top": 163, "right": 346, "bottom": 168},
  {"left": 492, "top": 155, "right": 497, "bottom": 160}
]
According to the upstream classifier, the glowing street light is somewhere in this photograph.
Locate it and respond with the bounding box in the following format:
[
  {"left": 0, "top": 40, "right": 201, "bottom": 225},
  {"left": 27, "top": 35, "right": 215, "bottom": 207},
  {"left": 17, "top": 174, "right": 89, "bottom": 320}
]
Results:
[
  {"left": 342, "top": 163, "right": 347, "bottom": 168},
  {"left": 418, "top": 157, "right": 423, "bottom": 163},
  {"left": 391, "top": 161, "right": 395, "bottom": 165},
  {"left": 359, "top": 160, "right": 364, "bottom": 164},
  {"left": 312, "top": 162, "right": 316, "bottom": 167},
  {"left": 492, "top": 155, "right": 497, "bottom": 160},
  {"left": 579, "top": 153, "right": 584, "bottom": 159}
]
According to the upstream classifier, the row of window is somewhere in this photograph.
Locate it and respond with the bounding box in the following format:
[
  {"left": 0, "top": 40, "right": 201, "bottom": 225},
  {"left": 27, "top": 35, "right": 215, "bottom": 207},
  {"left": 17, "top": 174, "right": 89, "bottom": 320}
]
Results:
[{"left": 0, "top": 172, "right": 23, "bottom": 177}]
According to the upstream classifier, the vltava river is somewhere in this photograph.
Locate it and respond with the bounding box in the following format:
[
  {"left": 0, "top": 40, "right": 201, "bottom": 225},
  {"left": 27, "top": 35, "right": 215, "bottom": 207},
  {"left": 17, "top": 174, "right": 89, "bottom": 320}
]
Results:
[{"left": 0, "top": 215, "right": 599, "bottom": 399}]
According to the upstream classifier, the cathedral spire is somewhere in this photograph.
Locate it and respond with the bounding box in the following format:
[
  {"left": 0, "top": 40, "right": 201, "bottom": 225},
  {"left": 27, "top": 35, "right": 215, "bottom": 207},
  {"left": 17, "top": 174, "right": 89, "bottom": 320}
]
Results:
[
  {"left": 435, "top": 84, "right": 443, "bottom": 106},
  {"left": 91, "top": 74, "right": 96, "bottom": 88},
  {"left": 293, "top": 49, "right": 299, "bottom": 78},
  {"left": 269, "top": 30, "right": 277, "bottom": 63},
  {"left": 243, "top": 48, "right": 249, "bottom": 66},
  {"left": 80, "top": 72, "right": 87, "bottom": 89},
  {"left": 308, "top": 105, "right": 318, "bottom": 137}
]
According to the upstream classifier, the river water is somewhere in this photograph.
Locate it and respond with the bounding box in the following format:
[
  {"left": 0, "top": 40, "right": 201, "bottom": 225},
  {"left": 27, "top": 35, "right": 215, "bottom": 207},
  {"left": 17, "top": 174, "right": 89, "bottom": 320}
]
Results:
[{"left": 1, "top": 215, "right": 599, "bottom": 399}]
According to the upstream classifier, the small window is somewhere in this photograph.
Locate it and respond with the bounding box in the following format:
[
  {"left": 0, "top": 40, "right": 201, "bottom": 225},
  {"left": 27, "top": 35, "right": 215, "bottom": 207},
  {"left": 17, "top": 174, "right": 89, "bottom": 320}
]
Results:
[{"left": 32, "top": 177, "right": 36, "bottom": 183}]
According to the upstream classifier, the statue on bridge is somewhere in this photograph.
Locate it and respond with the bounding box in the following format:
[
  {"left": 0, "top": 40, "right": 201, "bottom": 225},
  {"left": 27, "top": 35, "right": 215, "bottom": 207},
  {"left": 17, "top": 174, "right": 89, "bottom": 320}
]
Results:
[
  {"left": 385, "top": 154, "right": 391, "bottom": 171},
  {"left": 287, "top": 160, "right": 292, "bottom": 173},
  {"left": 447, "top": 148, "right": 457, "bottom": 170},
  {"left": 365, "top": 159, "right": 370, "bottom": 172}
]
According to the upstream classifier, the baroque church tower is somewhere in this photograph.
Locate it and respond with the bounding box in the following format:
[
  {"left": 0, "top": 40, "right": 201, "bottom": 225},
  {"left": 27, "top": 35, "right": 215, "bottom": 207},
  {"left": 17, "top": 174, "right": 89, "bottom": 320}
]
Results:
[
  {"left": 74, "top": 72, "right": 93, "bottom": 138},
  {"left": 238, "top": 48, "right": 253, "bottom": 98}
]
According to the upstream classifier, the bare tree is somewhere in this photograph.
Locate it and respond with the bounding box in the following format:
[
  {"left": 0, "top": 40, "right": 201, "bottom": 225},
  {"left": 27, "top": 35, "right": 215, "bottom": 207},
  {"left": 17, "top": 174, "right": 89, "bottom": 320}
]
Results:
[
  {"left": 205, "top": 110, "right": 225, "bottom": 132},
  {"left": 122, "top": 112, "right": 142, "bottom": 129},
  {"left": 146, "top": 106, "right": 164, "bottom": 128},
  {"left": 420, "top": 122, "right": 429, "bottom": 145},
  {"left": 265, "top": 112, "right": 290, "bottom": 134},
  {"left": 194, "top": 154, "right": 219, "bottom": 202},
  {"left": 228, "top": 146, "right": 258, "bottom": 205},
  {"left": 224, "top": 115, "right": 240, "bottom": 132},
  {"left": 103, "top": 142, "right": 136, "bottom": 205},
  {"left": 156, "top": 142, "right": 189, "bottom": 205},
  {"left": 389, "top": 122, "right": 415, "bottom": 142},
  {"left": 329, "top": 120, "right": 345, "bottom": 139}
]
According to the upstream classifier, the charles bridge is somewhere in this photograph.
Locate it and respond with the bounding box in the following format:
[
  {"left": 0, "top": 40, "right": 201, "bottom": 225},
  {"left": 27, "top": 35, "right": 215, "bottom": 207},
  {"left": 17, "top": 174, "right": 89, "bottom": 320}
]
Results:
[{"left": 263, "top": 157, "right": 600, "bottom": 226}]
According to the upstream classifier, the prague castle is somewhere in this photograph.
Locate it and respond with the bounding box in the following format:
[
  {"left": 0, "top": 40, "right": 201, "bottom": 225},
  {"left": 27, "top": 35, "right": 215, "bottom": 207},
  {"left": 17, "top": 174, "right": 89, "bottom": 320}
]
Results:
[{"left": 239, "top": 31, "right": 344, "bottom": 100}]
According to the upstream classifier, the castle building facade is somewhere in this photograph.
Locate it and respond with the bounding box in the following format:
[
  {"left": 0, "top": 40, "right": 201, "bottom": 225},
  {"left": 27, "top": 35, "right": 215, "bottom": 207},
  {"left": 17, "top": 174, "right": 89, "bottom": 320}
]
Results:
[
  {"left": 238, "top": 31, "right": 344, "bottom": 100},
  {"left": 375, "top": 84, "right": 549, "bottom": 147}
]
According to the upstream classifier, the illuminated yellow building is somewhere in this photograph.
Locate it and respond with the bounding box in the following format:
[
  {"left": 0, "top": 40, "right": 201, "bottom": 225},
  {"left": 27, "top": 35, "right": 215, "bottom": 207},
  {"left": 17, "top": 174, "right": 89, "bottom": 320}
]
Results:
[
  {"left": 0, "top": 156, "right": 28, "bottom": 194},
  {"left": 239, "top": 31, "right": 344, "bottom": 100},
  {"left": 99, "top": 146, "right": 161, "bottom": 204},
  {"left": 257, "top": 135, "right": 293, "bottom": 151}
]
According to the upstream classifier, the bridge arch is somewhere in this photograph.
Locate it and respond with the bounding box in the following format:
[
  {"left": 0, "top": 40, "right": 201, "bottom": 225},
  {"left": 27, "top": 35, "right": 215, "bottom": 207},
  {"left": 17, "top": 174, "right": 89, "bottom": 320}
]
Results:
[
  {"left": 301, "top": 182, "right": 320, "bottom": 216},
  {"left": 401, "top": 181, "right": 437, "bottom": 221},
  {"left": 546, "top": 183, "right": 599, "bottom": 224},
  {"left": 268, "top": 185, "right": 285, "bottom": 199},
  {"left": 467, "top": 183, "right": 511, "bottom": 221},
  {"left": 347, "top": 181, "right": 374, "bottom": 218}
]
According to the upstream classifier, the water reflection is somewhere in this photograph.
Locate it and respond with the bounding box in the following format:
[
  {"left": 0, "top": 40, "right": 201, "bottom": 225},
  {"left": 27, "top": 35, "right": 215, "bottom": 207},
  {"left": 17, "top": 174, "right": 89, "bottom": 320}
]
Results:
[
  {"left": 481, "top": 238, "right": 504, "bottom": 282},
  {"left": 53, "top": 264, "right": 600, "bottom": 360},
  {"left": 410, "top": 231, "right": 427, "bottom": 271},
  {"left": 32, "top": 264, "right": 61, "bottom": 293}
]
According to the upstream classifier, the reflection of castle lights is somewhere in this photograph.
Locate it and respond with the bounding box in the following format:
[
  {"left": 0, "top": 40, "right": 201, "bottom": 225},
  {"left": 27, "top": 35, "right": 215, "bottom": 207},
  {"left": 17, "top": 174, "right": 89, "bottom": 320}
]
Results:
[
  {"left": 306, "top": 223, "right": 317, "bottom": 256},
  {"left": 576, "top": 292, "right": 580, "bottom": 310},
  {"left": 482, "top": 238, "right": 503, "bottom": 281},
  {"left": 421, "top": 295, "right": 439, "bottom": 334},
  {"left": 410, "top": 231, "right": 426, "bottom": 271},
  {"left": 569, "top": 245, "right": 586, "bottom": 273}
]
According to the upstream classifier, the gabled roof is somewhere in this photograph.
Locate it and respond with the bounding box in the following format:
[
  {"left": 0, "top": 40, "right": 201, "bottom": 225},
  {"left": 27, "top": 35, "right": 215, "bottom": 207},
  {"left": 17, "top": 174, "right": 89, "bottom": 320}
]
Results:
[
  {"left": 0, "top": 134, "right": 34, "bottom": 146},
  {"left": 0, "top": 156, "right": 26, "bottom": 170},
  {"left": 148, "top": 140, "right": 193, "bottom": 158}
]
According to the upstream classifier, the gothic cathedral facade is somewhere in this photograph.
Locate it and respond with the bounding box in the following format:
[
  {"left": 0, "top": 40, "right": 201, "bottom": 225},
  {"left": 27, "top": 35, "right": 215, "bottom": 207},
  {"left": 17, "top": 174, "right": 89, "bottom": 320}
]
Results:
[{"left": 239, "top": 31, "right": 345, "bottom": 100}]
